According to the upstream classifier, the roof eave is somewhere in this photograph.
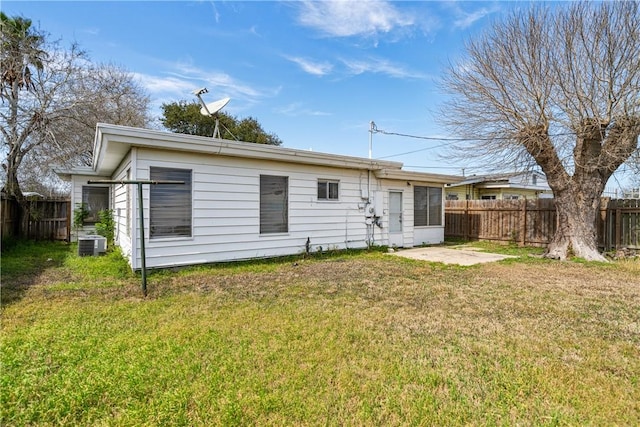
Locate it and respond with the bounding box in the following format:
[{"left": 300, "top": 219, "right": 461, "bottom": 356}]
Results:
[
  {"left": 94, "top": 123, "right": 404, "bottom": 176},
  {"left": 375, "top": 169, "right": 463, "bottom": 184}
]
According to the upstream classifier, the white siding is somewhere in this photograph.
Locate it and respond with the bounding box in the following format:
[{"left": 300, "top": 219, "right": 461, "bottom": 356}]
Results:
[
  {"left": 112, "top": 155, "right": 133, "bottom": 264},
  {"left": 131, "top": 149, "right": 372, "bottom": 268}
]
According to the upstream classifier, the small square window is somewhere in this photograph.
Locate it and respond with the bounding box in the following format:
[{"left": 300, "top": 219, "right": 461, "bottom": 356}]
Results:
[{"left": 318, "top": 180, "right": 339, "bottom": 200}]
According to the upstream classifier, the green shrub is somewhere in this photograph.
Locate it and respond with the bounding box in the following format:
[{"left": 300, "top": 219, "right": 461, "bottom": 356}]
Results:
[
  {"left": 73, "top": 203, "right": 90, "bottom": 229},
  {"left": 95, "top": 209, "right": 115, "bottom": 245}
]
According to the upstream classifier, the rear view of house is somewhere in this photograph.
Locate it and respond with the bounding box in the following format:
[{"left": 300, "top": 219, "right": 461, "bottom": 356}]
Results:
[{"left": 58, "top": 124, "right": 461, "bottom": 270}]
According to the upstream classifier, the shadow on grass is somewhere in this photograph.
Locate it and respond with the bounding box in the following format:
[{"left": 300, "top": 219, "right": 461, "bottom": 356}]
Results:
[{"left": 1, "top": 240, "right": 75, "bottom": 306}]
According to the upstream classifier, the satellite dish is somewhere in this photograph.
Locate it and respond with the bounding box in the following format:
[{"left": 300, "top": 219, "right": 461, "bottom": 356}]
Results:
[{"left": 200, "top": 97, "right": 230, "bottom": 116}]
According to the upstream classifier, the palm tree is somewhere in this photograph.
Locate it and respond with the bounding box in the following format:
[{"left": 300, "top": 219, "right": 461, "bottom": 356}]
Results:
[{"left": 1, "top": 12, "right": 47, "bottom": 198}]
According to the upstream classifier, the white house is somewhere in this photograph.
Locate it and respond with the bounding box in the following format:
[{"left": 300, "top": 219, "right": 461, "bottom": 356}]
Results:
[{"left": 57, "top": 124, "right": 462, "bottom": 270}]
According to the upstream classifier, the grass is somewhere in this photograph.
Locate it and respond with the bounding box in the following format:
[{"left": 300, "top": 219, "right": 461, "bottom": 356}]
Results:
[{"left": 1, "top": 241, "right": 639, "bottom": 425}]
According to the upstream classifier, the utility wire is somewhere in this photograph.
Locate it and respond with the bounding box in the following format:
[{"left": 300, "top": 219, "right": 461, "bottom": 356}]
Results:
[
  {"left": 376, "top": 142, "right": 451, "bottom": 159},
  {"left": 372, "top": 123, "right": 577, "bottom": 142}
]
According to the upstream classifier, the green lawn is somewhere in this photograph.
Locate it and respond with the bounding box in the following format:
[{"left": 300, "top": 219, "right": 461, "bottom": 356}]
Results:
[{"left": 1, "top": 241, "right": 639, "bottom": 426}]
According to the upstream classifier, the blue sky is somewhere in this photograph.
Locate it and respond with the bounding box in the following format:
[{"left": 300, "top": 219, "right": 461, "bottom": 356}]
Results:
[{"left": 5, "top": 1, "right": 634, "bottom": 189}]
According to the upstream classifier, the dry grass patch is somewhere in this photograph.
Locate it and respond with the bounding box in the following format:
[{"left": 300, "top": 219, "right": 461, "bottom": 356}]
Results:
[{"left": 2, "top": 243, "right": 639, "bottom": 425}]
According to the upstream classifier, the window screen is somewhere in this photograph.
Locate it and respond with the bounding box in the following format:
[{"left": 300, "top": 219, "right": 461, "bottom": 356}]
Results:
[
  {"left": 260, "top": 175, "right": 288, "bottom": 234},
  {"left": 149, "top": 167, "right": 192, "bottom": 238}
]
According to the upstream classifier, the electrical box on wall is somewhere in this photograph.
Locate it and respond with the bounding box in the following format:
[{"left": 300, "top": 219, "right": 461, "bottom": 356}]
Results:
[
  {"left": 373, "top": 191, "right": 384, "bottom": 217},
  {"left": 365, "top": 191, "right": 384, "bottom": 217},
  {"left": 365, "top": 203, "right": 376, "bottom": 217}
]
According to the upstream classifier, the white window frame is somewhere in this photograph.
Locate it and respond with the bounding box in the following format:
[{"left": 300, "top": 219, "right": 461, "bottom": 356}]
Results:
[
  {"left": 260, "top": 175, "right": 288, "bottom": 234},
  {"left": 414, "top": 186, "right": 442, "bottom": 227},
  {"left": 149, "top": 167, "right": 193, "bottom": 239},
  {"left": 317, "top": 179, "right": 339, "bottom": 201}
]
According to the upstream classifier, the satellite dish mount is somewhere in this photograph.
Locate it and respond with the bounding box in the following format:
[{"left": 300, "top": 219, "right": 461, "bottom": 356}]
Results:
[{"left": 192, "top": 87, "right": 231, "bottom": 139}]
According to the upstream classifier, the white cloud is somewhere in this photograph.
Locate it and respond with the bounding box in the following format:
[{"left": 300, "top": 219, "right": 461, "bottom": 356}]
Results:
[
  {"left": 168, "top": 61, "right": 269, "bottom": 99},
  {"left": 295, "top": 0, "right": 414, "bottom": 38},
  {"left": 276, "top": 102, "right": 331, "bottom": 117},
  {"left": 447, "top": 3, "right": 501, "bottom": 30},
  {"left": 284, "top": 56, "right": 333, "bottom": 76},
  {"left": 132, "top": 61, "right": 279, "bottom": 117},
  {"left": 340, "top": 56, "right": 430, "bottom": 80}
]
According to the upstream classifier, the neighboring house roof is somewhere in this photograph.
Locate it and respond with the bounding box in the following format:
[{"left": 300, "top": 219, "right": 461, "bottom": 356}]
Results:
[
  {"left": 375, "top": 168, "right": 462, "bottom": 185},
  {"left": 446, "top": 171, "right": 551, "bottom": 192},
  {"left": 58, "top": 123, "right": 465, "bottom": 183},
  {"left": 22, "top": 192, "right": 44, "bottom": 198}
]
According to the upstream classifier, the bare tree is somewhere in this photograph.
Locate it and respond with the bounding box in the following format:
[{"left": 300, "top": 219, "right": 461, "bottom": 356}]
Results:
[
  {"left": 40, "top": 62, "right": 151, "bottom": 169},
  {"left": 1, "top": 13, "right": 150, "bottom": 199},
  {"left": 441, "top": 1, "right": 640, "bottom": 261}
]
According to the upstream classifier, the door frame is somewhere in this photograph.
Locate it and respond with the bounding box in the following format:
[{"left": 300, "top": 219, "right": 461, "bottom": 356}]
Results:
[{"left": 388, "top": 190, "right": 404, "bottom": 247}]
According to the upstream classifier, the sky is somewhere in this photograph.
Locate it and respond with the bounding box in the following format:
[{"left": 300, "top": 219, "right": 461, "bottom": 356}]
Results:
[{"left": 3, "top": 1, "right": 636, "bottom": 189}]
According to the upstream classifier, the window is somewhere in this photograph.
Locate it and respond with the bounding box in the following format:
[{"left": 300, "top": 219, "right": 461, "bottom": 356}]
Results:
[
  {"left": 81, "top": 186, "right": 109, "bottom": 224},
  {"left": 481, "top": 195, "right": 496, "bottom": 200},
  {"left": 149, "top": 167, "right": 192, "bottom": 238},
  {"left": 260, "top": 175, "right": 288, "bottom": 234},
  {"left": 414, "top": 186, "right": 442, "bottom": 226},
  {"left": 317, "top": 180, "right": 339, "bottom": 200}
]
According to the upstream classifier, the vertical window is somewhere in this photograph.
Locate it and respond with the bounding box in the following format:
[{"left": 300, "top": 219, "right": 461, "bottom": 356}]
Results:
[
  {"left": 317, "top": 180, "right": 339, "bottom": 200},
  {"left": 149, "top": 167, "right": 192, "bottom": 238},
  {"left": 414, "top": 186, "right": 442, "bottom": 226},
  {"left": 260, "top": 175, "right": 288, "bottom": 234},
  {"left": 81, "top": 186, "right": 109, "bottom": 224}
]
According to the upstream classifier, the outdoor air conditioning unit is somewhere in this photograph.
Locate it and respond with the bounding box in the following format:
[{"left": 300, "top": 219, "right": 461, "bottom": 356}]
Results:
[{"left": 77, "top": 235, "right": 107, "bottom": 256}]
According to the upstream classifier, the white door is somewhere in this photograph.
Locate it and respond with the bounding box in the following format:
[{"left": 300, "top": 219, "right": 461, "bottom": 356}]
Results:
[{"left": 389, "top": 191, "right": 403, "bottom": 247}]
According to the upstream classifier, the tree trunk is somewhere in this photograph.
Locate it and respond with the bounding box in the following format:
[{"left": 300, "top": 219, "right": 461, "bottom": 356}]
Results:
[
  {"left": 545, "top": 186, "right": 606, "bottom": 262},
  {"left": 3, "top": 158, "right": 23, "bottom": 200}
]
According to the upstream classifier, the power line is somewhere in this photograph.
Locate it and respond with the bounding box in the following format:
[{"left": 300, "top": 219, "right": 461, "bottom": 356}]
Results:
[
  {"left": 375, "top": 142, "right": 451, "bottom": 159},
  {"left": 372, "top": 123, "right": 578, "bottom": 143}
]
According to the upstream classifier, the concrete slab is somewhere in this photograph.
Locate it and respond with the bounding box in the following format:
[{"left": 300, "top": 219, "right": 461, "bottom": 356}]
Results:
[{"left": 389, "top": 246, "right": 518, "bottom": 266}]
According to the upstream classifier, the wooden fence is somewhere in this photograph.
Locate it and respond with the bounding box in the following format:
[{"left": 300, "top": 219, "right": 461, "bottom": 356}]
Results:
[
  {"left": 599, "top": 198, "right": 640, "bottom": 250},
  {"left": 1, "top": 197, "right": 70, "bottom": 242},
  {"left": 445, "top": 198, "right": 640, "bottom": 250}
]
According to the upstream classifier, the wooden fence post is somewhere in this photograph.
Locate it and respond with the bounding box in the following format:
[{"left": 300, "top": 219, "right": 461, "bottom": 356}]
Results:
[
  {"left": 615, "top": 206, "right": 622, "bottom": 249},
  {"left": 520, "top": 198, "right": 527, "bottom": 246},
  {"left": 464, "top": 199, "right": 469, "bottom": 240}
]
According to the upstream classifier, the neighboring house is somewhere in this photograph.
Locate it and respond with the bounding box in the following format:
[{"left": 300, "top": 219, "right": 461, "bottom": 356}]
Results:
[
  {"left": 445, "top": 171, "right": 553, "bottom": 200},
  {"left": 57, "top": 123, "right": 462, "bottom": 270}
]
